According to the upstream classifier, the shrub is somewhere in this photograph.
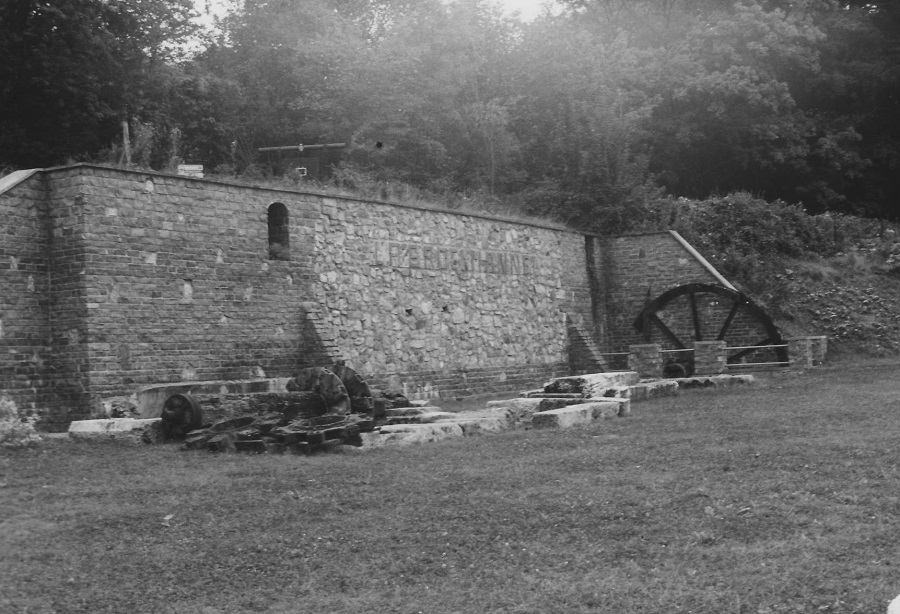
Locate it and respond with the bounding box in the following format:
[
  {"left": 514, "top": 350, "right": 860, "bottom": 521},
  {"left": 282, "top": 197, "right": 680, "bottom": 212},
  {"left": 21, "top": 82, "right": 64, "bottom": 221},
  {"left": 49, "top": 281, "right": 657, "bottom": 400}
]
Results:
[{"left": 0, "top": 396, "right": 42, "bottom": 449}]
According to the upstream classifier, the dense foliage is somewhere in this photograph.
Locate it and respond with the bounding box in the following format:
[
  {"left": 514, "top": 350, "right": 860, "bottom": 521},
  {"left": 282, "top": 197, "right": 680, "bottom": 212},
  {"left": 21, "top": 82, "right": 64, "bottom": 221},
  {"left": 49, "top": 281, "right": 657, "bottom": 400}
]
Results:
[{"left": 2, "top": 0, "right": 899, "bottom": 227}]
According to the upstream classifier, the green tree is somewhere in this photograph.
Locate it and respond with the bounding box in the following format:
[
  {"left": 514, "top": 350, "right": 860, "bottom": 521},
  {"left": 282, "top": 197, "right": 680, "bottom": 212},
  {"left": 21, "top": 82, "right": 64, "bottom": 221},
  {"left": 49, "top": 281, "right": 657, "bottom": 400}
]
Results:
[
  {"left": 0, "top": 0, "right": 197, "bottom": 168},
  {"left": 508, "top": 17, "right": 658, "bottom": 230}
]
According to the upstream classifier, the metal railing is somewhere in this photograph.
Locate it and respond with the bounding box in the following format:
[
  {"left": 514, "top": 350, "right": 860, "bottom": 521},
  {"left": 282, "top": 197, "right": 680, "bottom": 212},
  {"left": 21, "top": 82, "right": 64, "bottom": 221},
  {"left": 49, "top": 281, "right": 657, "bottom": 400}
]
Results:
[
  {"left": 598, "top": 344, "right": 792, "bottom": 370},
  {"left": 725, "top": 343, "right": 789, "bottom": 369}
]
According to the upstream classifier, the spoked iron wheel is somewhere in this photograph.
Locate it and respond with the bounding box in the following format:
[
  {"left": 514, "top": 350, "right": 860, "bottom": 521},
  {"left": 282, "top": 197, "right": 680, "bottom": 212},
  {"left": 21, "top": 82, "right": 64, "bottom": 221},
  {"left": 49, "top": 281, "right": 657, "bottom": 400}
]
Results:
[{"left": 633, "top": 283, "right": 787, "bottom": 369}]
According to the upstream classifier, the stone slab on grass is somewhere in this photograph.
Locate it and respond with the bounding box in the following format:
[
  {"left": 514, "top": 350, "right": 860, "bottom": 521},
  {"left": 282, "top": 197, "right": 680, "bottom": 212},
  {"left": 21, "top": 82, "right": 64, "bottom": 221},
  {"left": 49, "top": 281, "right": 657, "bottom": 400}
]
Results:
[
  {"left": 441, "top": 410, "right": 514, "bottom": 435},
  {"left": 589, "top": 400, "right": 623, "bottom": 420},
  {"left": 411, "top": 411, "right": 461, "bottom": 423},
  {"left": 384, "top": 406, "right": 443, "bottom": 418},
  {"left": 532, "top": 405, "right": 592, "bottom": 429},
  {"left": 627, "top": 380, "right": 679, "bottom": 401},
  {"left": 675, "top": 374, "right": 755, "bottom": 389},
  {"left": 361, "top": 423, "right": 464, "bottom": 448},
  {"left": 68, "top": 418, "right": 161, "bottom": 442},
  {"left": 543, "top": 372, "right": 640, "bottom": 397},
  {"left": 485, "top": 398, "right": 568, "bottom": 424},
  {"left": 532, "top": 401, "right": 619, "bottom": 429},
  {"left": 606, "top": 397, "right": 632, "bottom": 417}
]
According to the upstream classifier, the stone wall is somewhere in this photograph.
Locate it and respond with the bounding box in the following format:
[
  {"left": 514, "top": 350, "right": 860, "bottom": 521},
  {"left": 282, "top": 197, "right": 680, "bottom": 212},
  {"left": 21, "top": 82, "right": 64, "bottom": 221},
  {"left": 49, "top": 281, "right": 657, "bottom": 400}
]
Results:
[
  {"left": 65, "top": 167, "right": 336, "bottom": 423},
  {"left": 0, "top": 165, "right": 745, "bottom": 428},
  {"left": 2, "top": 166, "right": 599, "bottom": 426},
  {"left": 310, "top": 197, "right": 588, "bottom": 397},
  {"left": 0, "top": 172, "right": 53, "bottom": 415}
]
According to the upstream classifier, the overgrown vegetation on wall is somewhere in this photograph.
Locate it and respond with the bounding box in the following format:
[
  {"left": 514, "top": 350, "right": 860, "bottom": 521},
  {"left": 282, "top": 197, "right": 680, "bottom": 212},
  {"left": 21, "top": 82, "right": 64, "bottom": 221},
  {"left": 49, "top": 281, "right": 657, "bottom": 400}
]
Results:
[{"left": 647, "top": 193, "right": 881, "bottom": 301}]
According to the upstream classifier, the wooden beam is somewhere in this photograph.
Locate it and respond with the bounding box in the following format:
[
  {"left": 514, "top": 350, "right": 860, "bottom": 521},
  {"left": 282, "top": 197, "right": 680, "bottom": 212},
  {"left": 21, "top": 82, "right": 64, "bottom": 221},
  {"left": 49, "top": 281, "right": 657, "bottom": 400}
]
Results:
[
  {"left": 717, "top": 300, "right": 742, "bottom": 341},
  {"left": 689, "top": 291, "right": 702, "bottom": 341},
  {"left": 650, "top": 314, "right": 686, "bottom": 349}
]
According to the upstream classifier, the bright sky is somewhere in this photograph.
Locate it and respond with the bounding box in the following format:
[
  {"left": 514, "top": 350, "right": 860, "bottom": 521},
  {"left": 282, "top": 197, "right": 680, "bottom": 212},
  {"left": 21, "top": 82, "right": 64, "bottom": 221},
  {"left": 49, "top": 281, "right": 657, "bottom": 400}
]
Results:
[{"left": 498, "top": 0, "right": 558, "bottom": 20}]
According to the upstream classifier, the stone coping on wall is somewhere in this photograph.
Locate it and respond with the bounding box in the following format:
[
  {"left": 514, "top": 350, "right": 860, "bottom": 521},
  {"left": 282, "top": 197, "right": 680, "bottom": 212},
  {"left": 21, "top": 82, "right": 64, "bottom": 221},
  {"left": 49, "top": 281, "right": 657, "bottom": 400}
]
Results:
[
  {"left": 0, "top": 168, "right": 42, "bottom": 196},
  {"left": 35, "top": 163, "right": 585, "bottom": 236}
]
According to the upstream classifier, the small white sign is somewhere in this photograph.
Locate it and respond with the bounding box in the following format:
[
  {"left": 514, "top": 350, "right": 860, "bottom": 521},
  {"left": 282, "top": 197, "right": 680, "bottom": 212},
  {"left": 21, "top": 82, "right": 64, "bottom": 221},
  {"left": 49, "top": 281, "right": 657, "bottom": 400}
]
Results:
[{"left": 177, "top": 164, "right": 204, "bottom": 178}]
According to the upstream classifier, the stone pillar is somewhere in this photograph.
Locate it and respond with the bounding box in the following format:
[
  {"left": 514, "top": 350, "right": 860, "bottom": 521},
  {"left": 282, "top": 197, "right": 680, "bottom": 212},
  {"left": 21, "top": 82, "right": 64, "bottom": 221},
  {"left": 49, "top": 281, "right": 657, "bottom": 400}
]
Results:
[
  {"left": 692, "top": 340, "right": 727, "bottom": 376},
  {"left": 628, "top": 344, "right": 662, "bottom": 379},
  {"left": 787, "top": 337, "right": 813, "bottom": 369},
  {"left": 809, "top": 336, "right": 828, "bottom": 366}
]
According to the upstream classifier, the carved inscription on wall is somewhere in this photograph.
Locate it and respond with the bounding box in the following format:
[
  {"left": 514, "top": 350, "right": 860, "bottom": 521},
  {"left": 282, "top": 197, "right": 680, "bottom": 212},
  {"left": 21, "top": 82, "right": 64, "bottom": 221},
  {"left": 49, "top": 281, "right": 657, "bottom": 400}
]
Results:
[{"left": 371, "top": 240, "right": 536, "bottom": 276}]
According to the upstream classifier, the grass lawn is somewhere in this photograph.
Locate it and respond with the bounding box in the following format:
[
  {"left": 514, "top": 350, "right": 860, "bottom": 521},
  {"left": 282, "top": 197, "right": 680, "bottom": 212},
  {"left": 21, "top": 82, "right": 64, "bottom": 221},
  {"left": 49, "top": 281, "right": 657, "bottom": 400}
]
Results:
[{"left": 3, "top": 361, "right": 900, "bottom": 614}]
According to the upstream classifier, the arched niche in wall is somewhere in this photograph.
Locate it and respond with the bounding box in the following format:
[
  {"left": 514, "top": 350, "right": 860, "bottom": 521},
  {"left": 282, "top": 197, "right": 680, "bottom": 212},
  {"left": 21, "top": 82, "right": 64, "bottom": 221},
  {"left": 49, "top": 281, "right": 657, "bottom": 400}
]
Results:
[{"left": 267, "top": 202, "right": 291, "bottom": 260}]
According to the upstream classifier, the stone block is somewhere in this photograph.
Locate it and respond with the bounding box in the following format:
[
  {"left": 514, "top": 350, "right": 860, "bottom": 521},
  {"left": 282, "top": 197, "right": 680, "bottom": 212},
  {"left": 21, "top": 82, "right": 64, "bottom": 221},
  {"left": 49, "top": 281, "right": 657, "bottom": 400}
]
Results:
[
  {"left": 627, "top": 380, "right": 679, "bottom": 401},
  {"left": 692, "top": 340, "right": 727, "bottom": 376},
  {"left": 361, "top": 423, "right": 465, "bottom": 448},
  {"left": 446, "top": 415, "right": 510, "bottom": 435},
  {"left": 628, "top": 344, "right": 663, "bottom": 379},
  {"left": 384, "top": 405, "right": 443, "bottom": 417},
  {"left": 787, "top": 337, "right": 813, "bottom": 369},
  {"left": 485, "top": 398, "right": 566, "bottom": 423},
  {"left": 587, "top": 401, "right": 622, "bottom": 420},
  {"left": 68, "top": 418, "right": 162, "bottom": 442},
  {"left": 407, "top": 411, "right": 460, "bottom": 423},
  {"left": 809, "top": 336, "right": 828, "bottom": 365},
  {"left": 543, "top": 371, "right": 639, "bottom": 395},
  {"left": 532, "top": 405, "right": 595, "bottom": 429}
]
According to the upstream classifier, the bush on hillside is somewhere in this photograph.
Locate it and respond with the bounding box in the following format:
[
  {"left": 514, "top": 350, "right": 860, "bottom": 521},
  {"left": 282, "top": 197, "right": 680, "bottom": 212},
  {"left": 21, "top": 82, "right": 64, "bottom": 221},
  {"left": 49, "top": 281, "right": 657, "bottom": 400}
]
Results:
[{"left": 641, "top": 192, "right": 892, "bottom": 311}]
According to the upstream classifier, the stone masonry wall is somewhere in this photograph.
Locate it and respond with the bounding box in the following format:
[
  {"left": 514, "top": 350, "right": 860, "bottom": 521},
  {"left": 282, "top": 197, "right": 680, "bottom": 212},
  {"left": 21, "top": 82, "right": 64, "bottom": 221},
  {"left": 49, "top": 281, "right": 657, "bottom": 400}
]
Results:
[
  {"left": 309, "top": 197, "right": 587, "bottom": 398},
  {"left": 69, "top": 167, "right": 333, "bottom": 422},
  {"left": 44, "top": 170, "right": 97, "bottom": 424},
  {"left": 1, "top": 165, "right": 598, "bottom": 425},
  {"left": 0, "top": 173, "right": 53, "bottom": 416},
  {"left": 1, "top": 165, "right": 746, "bottom": 427}
]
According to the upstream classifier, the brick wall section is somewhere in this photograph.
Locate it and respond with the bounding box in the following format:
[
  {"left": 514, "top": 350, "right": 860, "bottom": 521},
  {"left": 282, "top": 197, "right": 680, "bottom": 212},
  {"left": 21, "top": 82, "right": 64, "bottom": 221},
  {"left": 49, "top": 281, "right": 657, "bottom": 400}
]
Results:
[
  {"left": 0, "top": 174, "right": 53, "bottom": 416},
  {"left": 600, "top": 232, "right": 727, "bottom": 351},
  {"left": 44, "top": 170, "right": 97, "bottom": 424},
  {"left": 69, "top": 167, "right": 331, "bottom": 418}
]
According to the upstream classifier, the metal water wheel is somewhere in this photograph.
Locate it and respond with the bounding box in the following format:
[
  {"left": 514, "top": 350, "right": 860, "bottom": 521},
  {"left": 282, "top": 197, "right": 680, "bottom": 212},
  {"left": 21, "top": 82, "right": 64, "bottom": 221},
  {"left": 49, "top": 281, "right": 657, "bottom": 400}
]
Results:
[
  {"left": 633, "top": 283, "right": 788, "bottom": 369},
  {"left": 160, "top": 393, "right": 203, "bottom": 438}
]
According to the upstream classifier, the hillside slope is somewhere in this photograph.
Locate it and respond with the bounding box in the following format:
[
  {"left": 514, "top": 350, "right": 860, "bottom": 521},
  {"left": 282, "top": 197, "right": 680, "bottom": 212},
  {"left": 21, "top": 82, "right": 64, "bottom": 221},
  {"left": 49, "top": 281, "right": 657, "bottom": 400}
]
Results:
[{"left": 768, "top": 248, "right": 900, "bottom": 360}]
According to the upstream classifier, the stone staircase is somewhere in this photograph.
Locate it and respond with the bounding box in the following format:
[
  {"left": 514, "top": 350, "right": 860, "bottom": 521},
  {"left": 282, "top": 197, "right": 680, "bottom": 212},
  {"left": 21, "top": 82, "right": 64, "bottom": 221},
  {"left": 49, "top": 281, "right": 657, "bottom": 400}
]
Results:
[{"left": 566, "top": 316, "right": 608, "bottom": 373}]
